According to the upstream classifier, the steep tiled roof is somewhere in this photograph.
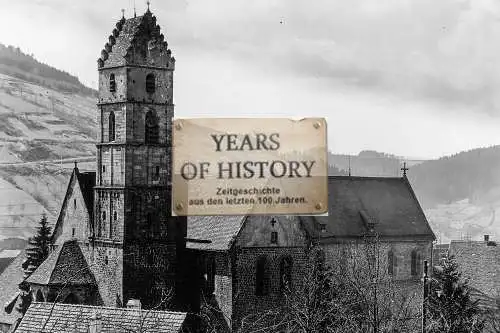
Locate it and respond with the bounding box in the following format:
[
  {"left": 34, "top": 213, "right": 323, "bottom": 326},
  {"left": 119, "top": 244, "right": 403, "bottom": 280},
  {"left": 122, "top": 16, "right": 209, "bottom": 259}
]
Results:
[
  {"left": 26, "top": 240, "right": 95, "bottom": 286},
  {"left": 186, "top": 176, "right": 435, "bottom": 251},
  {"left": 0, "top": 251, "right": 25, "bottom": 325},
  {"left": 187, "top": 216, "right": 246, "bottom": 251},
  {"left": 15, "top": 302, "right": 187, "bottom": 333},
  {"left": 76, "top": 171, "right": 95, "bottom": 219},
  {"left": 52, "top": 167, "right": 95, "bottom": 241},
  {"left": 316, "top": 176, "right": 435, "bottom": 239},
  {"left": 449, "top": 240, "right": 499, "bottom": 298},
  {"left": 104, "top": 16, "right": 143, "bottom": 67}
]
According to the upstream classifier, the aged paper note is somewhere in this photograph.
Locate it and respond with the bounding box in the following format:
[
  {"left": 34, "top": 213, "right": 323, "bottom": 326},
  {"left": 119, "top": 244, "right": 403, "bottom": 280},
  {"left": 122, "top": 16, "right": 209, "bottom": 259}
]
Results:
[{"left": 172, "top": 118, "right": 328, "bottom": 216}]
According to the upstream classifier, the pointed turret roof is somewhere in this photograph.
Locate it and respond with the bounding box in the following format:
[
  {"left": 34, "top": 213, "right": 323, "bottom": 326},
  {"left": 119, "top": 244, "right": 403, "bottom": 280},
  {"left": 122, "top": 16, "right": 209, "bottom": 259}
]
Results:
[
  {"left": 26, "top": 240, "right": 96, "bottom": 286},
  {"left": 97, "top": 10, "right": 174, "bottom": 69}
]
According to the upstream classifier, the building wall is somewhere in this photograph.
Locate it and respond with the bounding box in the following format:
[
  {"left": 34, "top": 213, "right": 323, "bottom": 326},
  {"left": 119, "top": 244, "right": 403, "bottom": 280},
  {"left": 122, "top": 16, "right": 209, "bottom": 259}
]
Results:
[
  {"left": 232, "top": 247, "right": 309, "bottom": 332},
  {"left": 52, "top": 176, "right": 91, "bottom": 245}
]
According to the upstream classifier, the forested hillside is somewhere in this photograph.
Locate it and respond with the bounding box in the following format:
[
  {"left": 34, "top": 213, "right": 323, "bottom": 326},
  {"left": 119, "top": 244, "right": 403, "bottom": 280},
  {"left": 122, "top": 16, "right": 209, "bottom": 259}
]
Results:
[
  {"left": 0, "top": 43, "right": 96, "bottom": 96},
  {"left": 408, "top": 146, "right": 500, "bottom": 207}
]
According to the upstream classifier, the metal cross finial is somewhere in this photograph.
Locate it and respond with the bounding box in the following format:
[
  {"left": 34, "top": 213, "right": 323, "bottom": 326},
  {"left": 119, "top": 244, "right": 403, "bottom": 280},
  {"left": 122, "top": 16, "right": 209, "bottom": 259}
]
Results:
[
  {"left": 401, "top": 161, "right": 409, "bottom": 177},
  {"left": 121, "top": 8, "right": 125, "bottom": 18},
  {"left": 147, "top": 0, "right": 150, "bottom": 11}
]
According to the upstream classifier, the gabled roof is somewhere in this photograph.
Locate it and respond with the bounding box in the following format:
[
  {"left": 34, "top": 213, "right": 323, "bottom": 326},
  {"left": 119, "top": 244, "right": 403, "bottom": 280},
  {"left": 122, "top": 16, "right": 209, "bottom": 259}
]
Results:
[
  {"left": 15, "top": 302, "right": 187, "bottom": 333},
  {"left": 185, "top": 176, "right": 435, "bottom": 251},
  {"left": 75, "top": 171, "right": 95, "bottom": 219},
  {"left": 187, "top": 216, "right": 246, "bottom": 251},
  {"left": 51, "top": 167, "right": 95, "bottom": 241},
  {"left": 0, "top": 250, "right": 25, "bottom": 325},
  {"left": 26, "top": 240, "right": 95, "bottom": 286},
  {"left": 315, "top": 176, "right": 435, "bottom": 239},
  {"left": 99, "top": 10, "right": 173, "bottom": 68}
]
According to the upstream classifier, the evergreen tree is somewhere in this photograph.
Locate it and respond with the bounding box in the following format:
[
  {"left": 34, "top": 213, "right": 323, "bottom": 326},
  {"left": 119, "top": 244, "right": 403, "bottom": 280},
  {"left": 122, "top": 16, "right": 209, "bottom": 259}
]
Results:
[
  {"left": 23, "top": 214, "right": 52, "bottom": 278},
  {"left": 426, "top": 255, "right": 485, "bottom": 333}
]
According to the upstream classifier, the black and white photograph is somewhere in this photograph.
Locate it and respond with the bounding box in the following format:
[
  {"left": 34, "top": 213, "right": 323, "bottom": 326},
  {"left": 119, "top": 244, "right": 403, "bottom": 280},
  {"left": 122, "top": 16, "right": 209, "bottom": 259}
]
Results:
[{"left": 0, "top": 0, "right": 498, "bottom": 332}]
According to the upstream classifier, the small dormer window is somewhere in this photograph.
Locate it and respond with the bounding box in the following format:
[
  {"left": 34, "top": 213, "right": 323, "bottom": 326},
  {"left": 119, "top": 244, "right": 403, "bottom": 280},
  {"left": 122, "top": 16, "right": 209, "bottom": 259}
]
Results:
[
  {"left": 146, "top": 73, "right": 155, "bottom": 93},
  {"left": 109, "top": 73, "right": 116, "bottom": 93}
]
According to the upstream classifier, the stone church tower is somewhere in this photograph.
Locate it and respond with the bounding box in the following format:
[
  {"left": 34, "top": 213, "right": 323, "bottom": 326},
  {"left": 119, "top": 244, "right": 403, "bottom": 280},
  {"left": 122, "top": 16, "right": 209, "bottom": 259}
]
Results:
[{"left": 93, "top": 8, "right": 186, "bottom": 309}]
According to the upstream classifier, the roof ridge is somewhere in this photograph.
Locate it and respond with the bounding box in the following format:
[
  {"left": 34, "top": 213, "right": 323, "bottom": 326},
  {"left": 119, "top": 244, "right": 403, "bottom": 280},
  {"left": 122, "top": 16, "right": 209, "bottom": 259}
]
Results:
[
  {"left": 31, "top": 301, "right": 187, "bottom": 315},
  {"left": 329, "top": 175, "right": 403, "bottom": 180},
  {"left": 47, "top": 242, "right": 66, "bottom": 284}
]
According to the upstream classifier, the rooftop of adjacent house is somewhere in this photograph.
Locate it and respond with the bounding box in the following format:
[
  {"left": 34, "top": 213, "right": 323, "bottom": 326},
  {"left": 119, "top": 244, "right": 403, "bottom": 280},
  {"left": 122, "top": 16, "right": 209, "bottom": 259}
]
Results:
[
  {"left": 26, "top": 240, "right": 95, "bottom": 286},
  {"left": 15, "top": 302, "right": 187, "bottom": 333},
  {"left": 186, "top": 176, "right": 435, "bottom": 251},
  {"left": 449, "top": 238, "right": 499, "bottom": 298},
  {"left": 0, "top": 250, "right": 25, "bottom": 325}
]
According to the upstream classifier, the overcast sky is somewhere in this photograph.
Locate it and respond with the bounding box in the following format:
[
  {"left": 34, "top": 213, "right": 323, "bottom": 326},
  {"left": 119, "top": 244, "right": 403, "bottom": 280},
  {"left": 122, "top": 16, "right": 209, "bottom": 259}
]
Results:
[{"left": 1, "top": 0, "right": 500, "bottom": 159}]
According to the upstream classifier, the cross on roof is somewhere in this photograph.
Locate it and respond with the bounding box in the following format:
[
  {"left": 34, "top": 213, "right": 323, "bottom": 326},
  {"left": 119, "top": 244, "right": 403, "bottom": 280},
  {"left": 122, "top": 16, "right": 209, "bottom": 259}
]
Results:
[
  {"left": 121, "top": 9, "right": 125, "bottom": 18},
  {"left": 401, "top": 161, "right": 409, "bottom": 177},
  {"left": 147, "top": 0, "right": 151, "bottom": 11}
]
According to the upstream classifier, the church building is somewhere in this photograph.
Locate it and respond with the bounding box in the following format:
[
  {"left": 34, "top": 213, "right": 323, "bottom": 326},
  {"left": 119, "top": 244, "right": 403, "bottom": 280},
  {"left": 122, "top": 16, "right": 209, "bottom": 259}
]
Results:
[{"left": 0, "top": 6, "right": 436, "bottom": 333}]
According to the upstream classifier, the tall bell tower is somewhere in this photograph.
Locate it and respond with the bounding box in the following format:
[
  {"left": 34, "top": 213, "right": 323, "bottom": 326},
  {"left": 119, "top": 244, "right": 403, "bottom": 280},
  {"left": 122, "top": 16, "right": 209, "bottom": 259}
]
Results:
[{"left": 93, "top": 8, "right": 186, "bottom": 309}]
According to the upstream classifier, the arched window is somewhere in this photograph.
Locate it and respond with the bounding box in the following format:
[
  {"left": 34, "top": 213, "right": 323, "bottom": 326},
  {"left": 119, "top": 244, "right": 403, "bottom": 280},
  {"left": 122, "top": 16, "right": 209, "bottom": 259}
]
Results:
[
  {"left": 388, "top": 250, "right": 397, "bottom": 276},
  {"left": 280, "top": 256, "right": 293, "bottom": 291},
  {"left": 411, "top": 250, "right": 421, "bottom": 276},
  {"left": 145, "top": 111, "right": 159, "bottom": 144},
  {"left": 255, "top": 256, "right": 269, "bottom": 296},
  {"left": 109, "top": 73, "right": 116, "bottom": 93},
  {"left": 146, "top": 73, "right": 155, "bottom": 93},
  {"left": 109, "top": 111, "right": 115, "bottom": 142},
  {"left": 36, "top": 290, "right": 44, "bottom": 302},
  {"left": 63, "top": 293, "right": 78, "bottom": 305}
]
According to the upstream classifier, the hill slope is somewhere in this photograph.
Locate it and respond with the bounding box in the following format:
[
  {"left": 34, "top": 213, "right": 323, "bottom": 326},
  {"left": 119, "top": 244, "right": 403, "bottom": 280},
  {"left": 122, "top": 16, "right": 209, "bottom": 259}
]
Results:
[{"left": 0, "top": 72, "right": 96, "bottom": 240}]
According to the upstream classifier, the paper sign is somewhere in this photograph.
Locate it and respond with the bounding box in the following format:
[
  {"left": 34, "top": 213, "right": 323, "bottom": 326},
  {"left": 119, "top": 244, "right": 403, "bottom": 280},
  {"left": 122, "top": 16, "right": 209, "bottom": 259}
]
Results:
[{"left": 172, "top": 118, "right": 328, "bottom": 216}]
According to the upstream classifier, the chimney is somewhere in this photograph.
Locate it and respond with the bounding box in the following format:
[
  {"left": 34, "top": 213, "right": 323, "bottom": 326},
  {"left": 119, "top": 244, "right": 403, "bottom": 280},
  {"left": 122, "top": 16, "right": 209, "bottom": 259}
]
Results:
[
  {"left": 89, "top": 311, "right": 102, "bottom": 333},
  {"left": 126, "top": 299, "right": 141, "bottom": 310},
  {"left": 484, "top": 235, "right": 490, "bottom": 242}
]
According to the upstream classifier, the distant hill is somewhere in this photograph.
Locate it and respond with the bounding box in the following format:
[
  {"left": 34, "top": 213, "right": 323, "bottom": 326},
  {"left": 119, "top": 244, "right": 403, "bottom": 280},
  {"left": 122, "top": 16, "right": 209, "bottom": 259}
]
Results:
[
  {"left": 328, "top": 147, "right": 500, "bottom": 242},
  {"left": 0, "top": 43, "right": 96, "bottom": 97},
  {"left": 407, "top": 146, "right": 500, "bottom": 207}
]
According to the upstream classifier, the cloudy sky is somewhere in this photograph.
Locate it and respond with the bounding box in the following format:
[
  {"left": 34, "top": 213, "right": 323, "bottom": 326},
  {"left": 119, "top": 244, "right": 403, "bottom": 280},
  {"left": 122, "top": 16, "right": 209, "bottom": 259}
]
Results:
[{"left": 0, "top": 0, "right": 499, "bottom": 159}]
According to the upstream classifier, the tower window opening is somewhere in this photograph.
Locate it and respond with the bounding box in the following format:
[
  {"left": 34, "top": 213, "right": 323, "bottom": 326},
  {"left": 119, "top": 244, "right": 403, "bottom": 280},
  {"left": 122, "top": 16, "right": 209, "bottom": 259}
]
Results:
[
  {"left": 73, "top": 198, "right": 76, "bottom": 210},
  {"left": 72, "top": 228, "right": 75, "bottom": 238},
  {"left": 102, "top": 165, "right": 106, "bottom": 173},
  {"left": 146, "top": 73, "right": 155, "bottom": 93},
  {"left": 109, "top": 111, "right": 115, "bottom": 142},
  {"left": 102, "top": 211, "right": 106, "bottom": 221},
  {"left": 145, "top": 111, "right": 159, "bottom": 144},
  {"left": 271, "top": 231, "right": 278, "bottom": 244},
  {"left": 153, "top": 166, "right": 160, "bottom": 180},
  {"left": 109, "top": 73, "right": 116, "bottom": 93}
]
